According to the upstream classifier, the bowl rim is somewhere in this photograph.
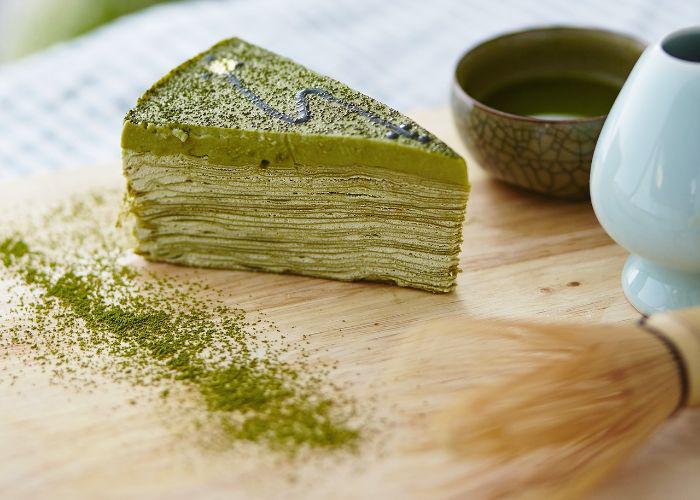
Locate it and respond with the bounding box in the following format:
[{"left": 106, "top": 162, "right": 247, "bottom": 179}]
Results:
[{"left": 452, "top": 25, "right": 647, "bottom": 124}]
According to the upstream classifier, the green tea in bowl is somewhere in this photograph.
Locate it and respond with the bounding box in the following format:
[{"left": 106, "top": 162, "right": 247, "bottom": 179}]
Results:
[{"left": 451, "top": 27, "right": 644, "bottom": 200}]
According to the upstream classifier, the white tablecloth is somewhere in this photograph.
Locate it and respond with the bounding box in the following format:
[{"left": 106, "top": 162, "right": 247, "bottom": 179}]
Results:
[{"left": 1, "top": 0, "right": 698, "bottom": 178}]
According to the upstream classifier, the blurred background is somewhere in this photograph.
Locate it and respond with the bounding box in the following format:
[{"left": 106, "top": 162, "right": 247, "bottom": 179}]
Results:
[
  {"left": 1, "top": 0, "right": 699, "bottom": 178},
  {"left": 0, "top": 0, "right": 174, "bottom": 61}
]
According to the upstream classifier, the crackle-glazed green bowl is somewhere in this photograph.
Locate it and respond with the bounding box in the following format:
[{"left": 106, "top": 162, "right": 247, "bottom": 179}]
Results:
[{"left": 452, "top": 27, "right": 644, "bottom": 200}]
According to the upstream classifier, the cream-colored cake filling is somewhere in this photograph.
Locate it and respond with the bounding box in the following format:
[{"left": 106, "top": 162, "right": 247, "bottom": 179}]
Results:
[{"left": 123, "top": 150, "right": 469, "bottom": 292}]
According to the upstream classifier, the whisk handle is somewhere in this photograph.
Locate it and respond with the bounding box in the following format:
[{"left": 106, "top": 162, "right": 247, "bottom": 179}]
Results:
[{"left": 646, "top": 307, "right": 700, "bottom": 407}]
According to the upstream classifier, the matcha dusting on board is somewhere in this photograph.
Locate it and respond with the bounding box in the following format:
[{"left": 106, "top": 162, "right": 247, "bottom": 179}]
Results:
[
  {"left": 0, "top": 192, "right": 361, "bottom": 455},
  {"left": 122, "top": 37, "right": 469, "bottom": 293}
]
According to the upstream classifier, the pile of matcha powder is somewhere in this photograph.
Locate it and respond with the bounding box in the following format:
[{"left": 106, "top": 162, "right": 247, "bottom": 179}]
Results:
[{"left": 0, "top": 189, "right": 360, "bottom": 455}]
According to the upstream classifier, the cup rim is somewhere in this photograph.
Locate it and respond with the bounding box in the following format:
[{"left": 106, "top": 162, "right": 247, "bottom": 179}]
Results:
[
  {"left": 661, "top": 26, "right": 700, "bottom": 65},
  {"left": 452, "top": 25, "right": 647, "bottom": 124}
]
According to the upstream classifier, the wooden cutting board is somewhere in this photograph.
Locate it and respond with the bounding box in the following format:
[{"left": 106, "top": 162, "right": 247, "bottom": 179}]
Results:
[{"left": 1, "top": 108, "right": 698, "bottom": 499}]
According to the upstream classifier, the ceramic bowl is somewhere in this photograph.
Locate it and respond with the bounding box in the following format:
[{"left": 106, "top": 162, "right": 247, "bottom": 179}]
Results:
[{"left": 452, "top": 27, "right": 645, "bottom": 199}]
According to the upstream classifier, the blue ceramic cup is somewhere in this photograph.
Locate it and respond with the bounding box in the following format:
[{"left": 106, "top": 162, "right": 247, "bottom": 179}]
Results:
[{"left": 591, "top": 27, "right": 700, "bottom": 314}]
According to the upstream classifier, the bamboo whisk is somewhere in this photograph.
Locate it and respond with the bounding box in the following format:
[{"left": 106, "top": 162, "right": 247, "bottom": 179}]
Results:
[{"left": 437, "top": 307, "right": 700, "bottom": 499}]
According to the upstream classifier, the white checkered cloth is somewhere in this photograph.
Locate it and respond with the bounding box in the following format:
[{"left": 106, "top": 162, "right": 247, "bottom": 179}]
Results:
[{"left": 0, "top": 0, "right": 698, "bottom": 178}]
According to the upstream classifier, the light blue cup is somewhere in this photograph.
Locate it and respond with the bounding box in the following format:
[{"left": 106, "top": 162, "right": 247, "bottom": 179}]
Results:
[{"left": 591, "top": 27, "right": 700, "bottom": 315}]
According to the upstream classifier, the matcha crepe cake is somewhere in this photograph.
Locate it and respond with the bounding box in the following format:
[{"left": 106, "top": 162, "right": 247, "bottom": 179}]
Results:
[{"left": 122, "top": 38, "right": 469, "bottom": 292}]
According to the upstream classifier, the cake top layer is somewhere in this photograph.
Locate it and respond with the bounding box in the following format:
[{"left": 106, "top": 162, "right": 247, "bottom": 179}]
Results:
[{"left": 125, "top": 38, "right": 459, "bottom": 159}]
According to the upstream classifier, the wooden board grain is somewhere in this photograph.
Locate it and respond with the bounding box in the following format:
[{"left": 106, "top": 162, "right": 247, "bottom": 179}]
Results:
[{"left": 1, "top": 108, "right": 698, "bottom": 499}]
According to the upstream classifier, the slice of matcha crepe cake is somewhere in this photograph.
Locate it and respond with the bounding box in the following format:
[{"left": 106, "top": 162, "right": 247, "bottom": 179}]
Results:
[{"left": 121, "top": 38, "right": 469, "bottom": 292}]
